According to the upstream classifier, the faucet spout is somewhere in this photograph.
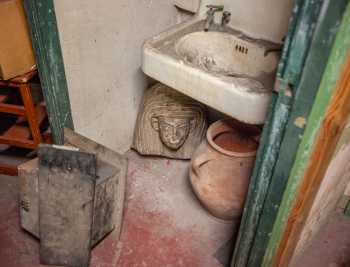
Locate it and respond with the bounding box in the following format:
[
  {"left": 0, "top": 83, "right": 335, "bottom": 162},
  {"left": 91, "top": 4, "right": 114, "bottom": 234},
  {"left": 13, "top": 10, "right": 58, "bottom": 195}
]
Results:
[{"left": 204, "top": 14, "right": 214, "bottom": 32}]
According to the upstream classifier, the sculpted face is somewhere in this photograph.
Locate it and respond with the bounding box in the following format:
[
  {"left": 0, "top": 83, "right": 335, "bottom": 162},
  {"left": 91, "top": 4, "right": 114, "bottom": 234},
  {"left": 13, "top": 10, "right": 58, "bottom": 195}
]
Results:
[{"left": 152, "top": 116, "right": 193, "bottom": 150}]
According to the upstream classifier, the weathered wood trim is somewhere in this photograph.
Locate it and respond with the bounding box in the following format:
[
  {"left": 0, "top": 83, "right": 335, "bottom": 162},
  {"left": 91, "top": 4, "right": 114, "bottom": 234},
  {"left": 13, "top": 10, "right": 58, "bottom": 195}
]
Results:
[
  {"left": 275, "top": 0, "right": 304, "bottom": 79},
  {"left": 23, "top": 0, "right": 74, "bottom": 144},
  {"left": 263, "top": 4, "right": 350, "bottom": 265},
  {"left": 248, "top": 1, "right": 347, "bottom": 266},
  {"left": 275, "top": 52, "right": 350, "bottom": 267},
  {"left": 232, "top": 86, "right": 292, "bottom": 267},
  {"left": 231, "top": 1, "right": 323, "bottom": 265},
  {"left": 283, "top": 0, "right": 324, "bottom": 85}
]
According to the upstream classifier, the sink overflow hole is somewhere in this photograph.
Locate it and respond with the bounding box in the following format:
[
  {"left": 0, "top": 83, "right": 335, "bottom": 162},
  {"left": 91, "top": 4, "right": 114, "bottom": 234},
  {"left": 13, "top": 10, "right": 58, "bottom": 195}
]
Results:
[{"left": 235, "top": 44, "right": 248, "bottom": 54}]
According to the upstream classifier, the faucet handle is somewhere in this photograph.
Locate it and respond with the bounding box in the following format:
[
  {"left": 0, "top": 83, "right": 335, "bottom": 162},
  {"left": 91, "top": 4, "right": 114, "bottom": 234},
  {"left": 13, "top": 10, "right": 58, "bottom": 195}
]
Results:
[
  {"left": 206, "top": 4, "right": 224, "bottom": 12},
  {"left": 221, "top": 11, "right": 231, "bottom": 26}
]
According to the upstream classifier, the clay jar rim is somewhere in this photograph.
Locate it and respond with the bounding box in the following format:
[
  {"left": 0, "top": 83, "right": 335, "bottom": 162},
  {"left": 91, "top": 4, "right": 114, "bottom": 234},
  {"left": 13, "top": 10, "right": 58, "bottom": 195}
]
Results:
[{"left": 207, "top": 119, "right": 260, "bottom": 158}]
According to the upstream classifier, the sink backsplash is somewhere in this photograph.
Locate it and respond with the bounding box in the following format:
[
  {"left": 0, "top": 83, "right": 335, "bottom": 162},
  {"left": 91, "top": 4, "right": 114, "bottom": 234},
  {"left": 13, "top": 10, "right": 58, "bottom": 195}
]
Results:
[{"left": 195, "top": 0, "right": 294, "bottom": 44}]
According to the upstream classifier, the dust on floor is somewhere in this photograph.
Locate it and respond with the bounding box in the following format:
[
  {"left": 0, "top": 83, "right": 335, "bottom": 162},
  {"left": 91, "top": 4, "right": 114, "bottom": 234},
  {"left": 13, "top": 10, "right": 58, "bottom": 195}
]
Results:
[{"left": 0, "top": 150, "right": 238, "bottom": 267}]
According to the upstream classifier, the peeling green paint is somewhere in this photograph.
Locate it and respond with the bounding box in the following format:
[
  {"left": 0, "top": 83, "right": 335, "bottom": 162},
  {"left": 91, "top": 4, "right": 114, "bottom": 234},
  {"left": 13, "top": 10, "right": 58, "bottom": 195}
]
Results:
[
  {"left": 24, "top": 0, "right": 74, "bottom": 144},
  {"left": 263, "top": 3, "right": 350, "bottom": 265},
  {"left": 248, "top": 0, "right": 348, "bottom": 266},
  {"left": 231, "top": 0, "right": 324, "bottom": 266},
  {"left": 231, "top": 85, "right": 292, "bottom": 267}
]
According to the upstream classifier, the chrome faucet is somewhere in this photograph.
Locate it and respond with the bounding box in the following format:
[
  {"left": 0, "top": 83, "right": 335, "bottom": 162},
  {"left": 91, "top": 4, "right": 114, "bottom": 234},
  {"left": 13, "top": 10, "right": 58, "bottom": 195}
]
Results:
[{"left": 204, "top": 5, "right": 225, "bottom": 32}]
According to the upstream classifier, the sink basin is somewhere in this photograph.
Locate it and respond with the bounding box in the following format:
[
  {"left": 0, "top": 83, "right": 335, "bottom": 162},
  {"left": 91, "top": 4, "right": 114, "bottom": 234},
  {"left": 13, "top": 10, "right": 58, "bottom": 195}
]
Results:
[
  {"left": 175, "top": 31, "right": 278, "bottom": 78},
  {"left": 142, "top": 19, "right": 280, "bottom": 124}
]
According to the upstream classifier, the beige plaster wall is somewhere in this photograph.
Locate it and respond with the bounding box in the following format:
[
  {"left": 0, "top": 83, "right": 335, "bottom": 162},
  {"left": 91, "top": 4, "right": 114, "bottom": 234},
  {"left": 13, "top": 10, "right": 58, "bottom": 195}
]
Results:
[
  {"left": 199, "top": 0, "right": 295, "bottom": 43},
  {"left": 54, "top": 0, "right": 294, "bottom": 153},
  {"left": 54, "top": 0, "right": 182, "bottom": 153}
]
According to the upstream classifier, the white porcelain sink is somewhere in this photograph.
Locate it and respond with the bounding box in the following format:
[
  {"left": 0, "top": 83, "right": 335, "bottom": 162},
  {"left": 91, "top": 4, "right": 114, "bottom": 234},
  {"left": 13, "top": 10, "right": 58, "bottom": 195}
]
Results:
[{"left": 142, "top": 19, "right": 281, "bottom": 124}]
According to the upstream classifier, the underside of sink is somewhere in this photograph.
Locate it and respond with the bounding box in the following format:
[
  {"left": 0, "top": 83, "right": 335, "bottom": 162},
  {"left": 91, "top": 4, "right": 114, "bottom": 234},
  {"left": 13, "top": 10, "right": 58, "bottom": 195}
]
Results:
[{"left": 142, "top": 19, "right": 281, "bottom": 124}]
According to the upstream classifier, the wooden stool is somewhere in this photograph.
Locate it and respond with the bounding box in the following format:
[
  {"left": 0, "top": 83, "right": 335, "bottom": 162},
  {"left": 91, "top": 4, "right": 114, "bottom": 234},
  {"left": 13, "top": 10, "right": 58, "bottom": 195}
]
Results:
[{"left": 0, "top": 70, "right": 48, "bottom": 176}]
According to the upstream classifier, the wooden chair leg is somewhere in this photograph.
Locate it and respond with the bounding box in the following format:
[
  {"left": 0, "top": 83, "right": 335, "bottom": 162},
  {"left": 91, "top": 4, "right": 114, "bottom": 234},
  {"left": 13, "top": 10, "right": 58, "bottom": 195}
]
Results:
[{"left": 19, "top": 84, "right": 42, "bottom": 145}]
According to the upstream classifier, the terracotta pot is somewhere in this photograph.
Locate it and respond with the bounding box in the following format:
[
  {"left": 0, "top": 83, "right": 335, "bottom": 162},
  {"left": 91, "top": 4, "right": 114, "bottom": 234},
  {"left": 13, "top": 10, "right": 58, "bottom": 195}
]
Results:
[{"left": 189, "top": 119, "right": 260, "bottom": 220}]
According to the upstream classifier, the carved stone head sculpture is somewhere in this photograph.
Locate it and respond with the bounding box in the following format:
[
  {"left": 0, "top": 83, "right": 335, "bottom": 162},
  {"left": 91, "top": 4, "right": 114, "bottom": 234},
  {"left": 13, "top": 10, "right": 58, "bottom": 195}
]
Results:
[{"left": 133, "top": 83, "right": 207, "bottom": 159}]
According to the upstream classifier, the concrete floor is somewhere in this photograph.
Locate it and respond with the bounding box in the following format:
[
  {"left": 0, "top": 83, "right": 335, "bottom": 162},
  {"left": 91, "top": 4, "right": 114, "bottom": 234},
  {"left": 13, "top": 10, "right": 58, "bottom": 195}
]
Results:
[
  {"left": 0, "top": 150, "right": 237, "bottom": 267},
  {"left": 1, "top": 149, "right": 350, "bottom": 267}
]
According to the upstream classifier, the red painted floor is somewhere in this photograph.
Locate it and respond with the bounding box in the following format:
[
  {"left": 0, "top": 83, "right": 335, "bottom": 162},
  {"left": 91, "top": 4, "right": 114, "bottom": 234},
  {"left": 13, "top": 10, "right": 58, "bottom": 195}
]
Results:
[
  {"left": 117, "top": 151, "right": 237, "bottom": 267},
  {"left": 0, "top": 151, "right": 237, "bottom": 267},
  {"left": 1, "top": 150, "right": 350, "bottom": 267}
]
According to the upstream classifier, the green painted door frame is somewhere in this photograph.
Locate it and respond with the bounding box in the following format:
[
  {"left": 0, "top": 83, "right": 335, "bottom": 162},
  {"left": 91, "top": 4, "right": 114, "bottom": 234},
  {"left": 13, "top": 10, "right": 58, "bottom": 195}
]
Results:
[
  {"left": 248, "top": 1, "right": 348, "bottom": 266},
  {"left": 232, "top": 0, "right": 348, "bottom": 266},
  {"left": 264, "top": 4, "right": 350, "bottom": 265},
  {"left": 24, "top": 0, "right": 73, "bottom": 144},
  {"left": 231, "top": 0, "right": 324, "bottom": 266}
]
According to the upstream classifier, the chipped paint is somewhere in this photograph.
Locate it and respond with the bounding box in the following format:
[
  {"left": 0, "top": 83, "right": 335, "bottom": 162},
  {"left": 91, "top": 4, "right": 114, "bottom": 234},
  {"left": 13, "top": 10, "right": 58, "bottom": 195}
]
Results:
[
  {"left": 263, "top": 3, "right": 350, "bottom": 265},
  {"left": 24, "top": 0, "right": 74, "bottom": 144},
  {"left": 294, "top": 117, "right": 307, "bottom": 128}
]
